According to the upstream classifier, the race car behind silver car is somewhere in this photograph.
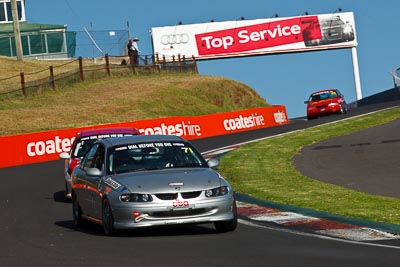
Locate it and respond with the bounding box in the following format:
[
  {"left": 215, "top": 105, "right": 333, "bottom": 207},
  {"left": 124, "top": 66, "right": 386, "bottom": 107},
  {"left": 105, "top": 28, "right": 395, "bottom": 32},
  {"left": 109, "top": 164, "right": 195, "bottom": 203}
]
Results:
[
  {"left": 60, "top": 127, "right": 140, "bottom": 202},
  {"left": 71, "top": 134, "right": 237, "bottom": 235}
]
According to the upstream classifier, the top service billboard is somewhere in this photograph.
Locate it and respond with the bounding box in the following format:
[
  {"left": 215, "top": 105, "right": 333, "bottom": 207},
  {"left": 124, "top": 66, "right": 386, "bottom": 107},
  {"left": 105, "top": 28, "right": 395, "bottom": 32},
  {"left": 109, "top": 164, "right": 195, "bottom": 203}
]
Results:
[{"left": 151, "top": 12, "right": 357, "bottom": 60}]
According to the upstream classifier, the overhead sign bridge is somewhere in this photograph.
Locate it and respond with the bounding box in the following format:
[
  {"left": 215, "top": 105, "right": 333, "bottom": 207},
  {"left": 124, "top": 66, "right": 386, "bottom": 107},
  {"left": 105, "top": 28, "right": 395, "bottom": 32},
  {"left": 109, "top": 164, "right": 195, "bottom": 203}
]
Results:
[{"left": 151, "top": 12, "right": 362, "bottom": 100}]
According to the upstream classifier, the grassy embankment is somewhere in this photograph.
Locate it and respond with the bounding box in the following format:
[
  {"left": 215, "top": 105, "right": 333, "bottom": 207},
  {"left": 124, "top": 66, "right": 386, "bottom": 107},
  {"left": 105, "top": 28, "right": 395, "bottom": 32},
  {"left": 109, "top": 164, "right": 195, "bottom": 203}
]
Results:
[
  {"left": 219, "top": 108, "right": 400, "bottom": 225},
  {"left": 2, "top": 56, "right": 399, "bottom": 225},
  {"left": 0, "top": 56, "right": 267, "bottom": 135}
]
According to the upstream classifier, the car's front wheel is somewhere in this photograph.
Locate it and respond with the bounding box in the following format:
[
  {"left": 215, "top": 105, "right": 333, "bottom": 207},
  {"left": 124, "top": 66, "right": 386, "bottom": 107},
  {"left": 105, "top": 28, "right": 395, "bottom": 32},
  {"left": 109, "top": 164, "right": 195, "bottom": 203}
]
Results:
[
  {"left": 102, "top": 198, "right": 115, "bottom": 236},
  {"left": 65, "top": 182, "right": 71, "bottom": 203},
  {"left": 72, "top": 192, "right": 83, "bottom": 227},
  {"left": 214, "top": 201, "right": 238, "bottom": 233}
]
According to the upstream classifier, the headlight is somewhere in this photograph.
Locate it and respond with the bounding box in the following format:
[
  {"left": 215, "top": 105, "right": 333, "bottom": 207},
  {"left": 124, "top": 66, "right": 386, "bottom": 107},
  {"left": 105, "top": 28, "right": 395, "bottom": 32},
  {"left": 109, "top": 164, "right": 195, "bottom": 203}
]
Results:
[
  {"left": 120, "top": 193, "right": 153, "bottom": 202},
  {"left": 328, "top": 103, "right": 338, "bottom": 106},
  {"left": 343, "top": 25, "right": 353, "bottom": 34},
  {"left": 205, "top": 186, "right": 229, "bottom": 197}
]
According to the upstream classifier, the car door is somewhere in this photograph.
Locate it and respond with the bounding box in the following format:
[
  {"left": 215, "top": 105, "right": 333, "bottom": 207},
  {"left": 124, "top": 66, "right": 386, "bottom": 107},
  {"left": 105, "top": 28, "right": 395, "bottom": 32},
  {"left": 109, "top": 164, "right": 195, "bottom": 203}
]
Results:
[
  {"left": 85, "top": 144, "right": 105, "bottom": 219},
  {"left": 76, "top": 143, "right": 100, "bottom": 216}
]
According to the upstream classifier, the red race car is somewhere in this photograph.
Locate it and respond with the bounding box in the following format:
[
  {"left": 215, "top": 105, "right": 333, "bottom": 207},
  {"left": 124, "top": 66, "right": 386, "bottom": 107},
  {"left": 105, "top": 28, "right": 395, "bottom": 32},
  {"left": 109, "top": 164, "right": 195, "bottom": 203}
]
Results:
[
  {"left": 304, "top": 89, "right": 347, "bottom": 120},
  {"left": 59, "top": 127, "right": 141, "bottom": 202}
]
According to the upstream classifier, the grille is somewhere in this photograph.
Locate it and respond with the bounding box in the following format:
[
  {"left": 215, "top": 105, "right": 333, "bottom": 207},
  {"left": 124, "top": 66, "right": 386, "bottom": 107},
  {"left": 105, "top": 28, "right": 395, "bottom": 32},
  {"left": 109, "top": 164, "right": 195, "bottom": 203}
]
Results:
[
  {"left": 316, "top": 104, "right": 328, "bottom": 108},
  {"left": 181, "top": 191, "right": 202, "bottom": 199},
  {"left": 326, "top": 29, "right": 342, "bottom": 40},
  {"left": 152, "top": 208, "right": 207, "bottom": 217},
  {"left": 155, "top": 193, "right": 178, "bottom": 200},
  {"left": 155, "top": 191, "right": 202, "bottom": 200}
]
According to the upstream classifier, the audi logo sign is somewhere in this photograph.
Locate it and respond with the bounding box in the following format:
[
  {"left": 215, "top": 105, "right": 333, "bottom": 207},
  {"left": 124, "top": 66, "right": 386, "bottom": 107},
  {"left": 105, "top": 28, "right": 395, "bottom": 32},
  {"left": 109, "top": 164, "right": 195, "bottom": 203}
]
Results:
[
  {"left": 161, "top": 34, "right": 190, "bottom": 45},
  {"left": 151, "top": 12, "right": 357, "bottom": 60}
]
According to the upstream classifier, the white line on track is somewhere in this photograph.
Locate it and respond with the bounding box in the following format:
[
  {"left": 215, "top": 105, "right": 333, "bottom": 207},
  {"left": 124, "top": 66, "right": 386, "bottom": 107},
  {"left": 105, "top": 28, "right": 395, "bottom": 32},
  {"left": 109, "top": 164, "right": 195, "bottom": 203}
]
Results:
[
  {"left": 238, "top": 219, "right": 400, "bottom": 250},
  {"left": 202, "top": 105, "right": 400, "bottom": 155}
]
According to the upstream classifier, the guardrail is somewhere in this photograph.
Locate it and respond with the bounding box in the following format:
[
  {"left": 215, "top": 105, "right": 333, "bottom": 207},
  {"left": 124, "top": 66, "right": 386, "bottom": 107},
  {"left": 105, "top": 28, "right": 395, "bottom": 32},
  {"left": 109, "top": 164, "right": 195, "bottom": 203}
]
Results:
[
  {"left": 347, "top": 87, "right": 400, "bottom": 109},
  {"left": 0, "top": 106, "right": 288, "bottom": 168}
]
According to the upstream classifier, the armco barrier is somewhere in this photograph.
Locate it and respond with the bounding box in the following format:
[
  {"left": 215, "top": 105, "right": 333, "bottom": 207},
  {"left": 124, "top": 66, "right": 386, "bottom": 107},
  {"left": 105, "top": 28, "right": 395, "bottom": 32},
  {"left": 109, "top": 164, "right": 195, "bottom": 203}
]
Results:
[{"left": 0, "top": 106, "right": 287, "bottom": 168}]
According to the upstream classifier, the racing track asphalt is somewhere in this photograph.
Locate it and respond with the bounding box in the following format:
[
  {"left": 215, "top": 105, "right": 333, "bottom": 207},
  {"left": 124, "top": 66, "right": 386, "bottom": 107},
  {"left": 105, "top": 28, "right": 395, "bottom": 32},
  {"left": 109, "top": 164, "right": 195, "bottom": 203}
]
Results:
[
  {"left": 192, "top": 100, "right": 400, "bottom": 238},
  {"left": 0, "top": 100, "right": 399, "bottom": 266},
  {"left": 293, "top": 118, "right": 400, "bottom": 198},
  {"left": 192, "top": 101, "right": 400, "bottom": 200}
]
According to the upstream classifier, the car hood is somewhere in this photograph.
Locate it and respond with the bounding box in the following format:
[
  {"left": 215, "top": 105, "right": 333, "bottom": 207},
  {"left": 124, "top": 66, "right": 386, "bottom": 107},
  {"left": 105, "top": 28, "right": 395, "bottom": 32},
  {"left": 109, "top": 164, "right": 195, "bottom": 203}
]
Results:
[{"left": 108, "top": 168, "right": 222, "bottom": 193}]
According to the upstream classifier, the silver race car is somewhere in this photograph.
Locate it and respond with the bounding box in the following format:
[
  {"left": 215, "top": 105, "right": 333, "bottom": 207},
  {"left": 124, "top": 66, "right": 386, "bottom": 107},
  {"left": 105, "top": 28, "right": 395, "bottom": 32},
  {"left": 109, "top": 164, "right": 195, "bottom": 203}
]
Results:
[{"left": 71, "top": 134, "right": 237, "bottom": 235}]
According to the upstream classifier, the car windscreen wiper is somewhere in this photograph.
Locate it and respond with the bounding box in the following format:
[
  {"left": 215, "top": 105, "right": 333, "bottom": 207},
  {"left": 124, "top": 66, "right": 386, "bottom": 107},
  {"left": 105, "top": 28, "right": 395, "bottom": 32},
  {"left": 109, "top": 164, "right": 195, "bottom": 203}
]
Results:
[{"left": 173, "top": 163, "right": 204, "bottom": 168}]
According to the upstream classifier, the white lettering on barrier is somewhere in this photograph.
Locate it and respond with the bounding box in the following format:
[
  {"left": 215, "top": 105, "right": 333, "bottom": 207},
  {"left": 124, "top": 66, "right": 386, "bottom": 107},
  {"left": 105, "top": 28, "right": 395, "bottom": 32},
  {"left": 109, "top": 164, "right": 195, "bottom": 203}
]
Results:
[
  {"left": 139, "top": 121, "right": 202, "bottom": 137},
  {"left": 223, "top": 113, "right": 265, "bottom": 131},
  {"left": 26, "top": 136, "right": 75, "bottom": 157},
  {"left": 274, "top": 111, "right": 287, "bottom": 124}
]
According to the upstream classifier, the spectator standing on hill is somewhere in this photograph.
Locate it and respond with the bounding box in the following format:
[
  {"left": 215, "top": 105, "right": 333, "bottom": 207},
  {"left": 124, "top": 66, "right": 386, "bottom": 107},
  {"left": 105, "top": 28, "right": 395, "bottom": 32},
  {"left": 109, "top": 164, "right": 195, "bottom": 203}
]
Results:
[
  {"left": 127, "top": 39, "right": 134, "bottom": 65},
  {"left": 132, "top": 37, "right": 141, "bottom": 66}
]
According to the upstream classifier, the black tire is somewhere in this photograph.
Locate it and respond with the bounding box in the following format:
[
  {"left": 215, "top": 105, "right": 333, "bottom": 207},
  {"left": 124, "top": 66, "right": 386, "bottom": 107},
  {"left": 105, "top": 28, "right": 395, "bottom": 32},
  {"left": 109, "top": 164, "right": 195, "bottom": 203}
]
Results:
[
  {"left": 342, "top": 104, "right": 348, "bottom": 114},
  {"left": 102, "top": 198, "right": 115, "bottom": 236},
  {"left": 214, "top": 200, "right": 238, "bottom": 233},
  {"left": 340, "top": 105, "right": 345, "bottom": 114},
  {"left": 65, "top": 182, "right": 71, "bottom": 203},
  {"left": 339, "top": 103, "right": 348, "bottom": 115},
  {"left": 72, "top": 192, "right": 83, "bottom": 227}
]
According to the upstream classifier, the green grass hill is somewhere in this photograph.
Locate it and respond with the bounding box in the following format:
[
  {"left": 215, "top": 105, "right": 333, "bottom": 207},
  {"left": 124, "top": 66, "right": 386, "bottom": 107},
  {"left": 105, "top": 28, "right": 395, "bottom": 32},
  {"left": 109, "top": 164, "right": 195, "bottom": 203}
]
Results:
[{"left": 0, "top": 56, "right": 268, "bottom": 136}]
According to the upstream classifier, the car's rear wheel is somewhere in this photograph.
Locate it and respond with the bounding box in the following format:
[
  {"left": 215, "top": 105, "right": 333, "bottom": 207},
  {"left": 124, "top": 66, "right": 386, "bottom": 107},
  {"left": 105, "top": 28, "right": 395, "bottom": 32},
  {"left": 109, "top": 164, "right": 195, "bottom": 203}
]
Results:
[
  {"left": 102, "top": 198, "right": 115, "bottom": 236},
  {"left": 72, "top": 192, "right": 83, "bottom": 227},
  {"left": 339, "top": 104, "right": 347, "bottom": 114},
  {"left": 214, "top": 201, "right": 238, "bottom": 233}
]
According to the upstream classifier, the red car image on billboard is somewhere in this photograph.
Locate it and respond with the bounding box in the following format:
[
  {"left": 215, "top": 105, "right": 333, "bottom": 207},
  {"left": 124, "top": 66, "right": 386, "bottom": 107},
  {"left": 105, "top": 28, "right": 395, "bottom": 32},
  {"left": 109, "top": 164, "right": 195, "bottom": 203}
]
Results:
[{"left": 302, "top": 15, "right": 355, "bottom": 47}]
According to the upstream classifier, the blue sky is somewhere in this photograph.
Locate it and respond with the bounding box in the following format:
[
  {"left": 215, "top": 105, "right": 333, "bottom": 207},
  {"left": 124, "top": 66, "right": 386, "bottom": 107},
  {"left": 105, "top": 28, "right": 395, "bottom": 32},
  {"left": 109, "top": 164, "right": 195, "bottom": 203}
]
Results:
[{"left": 26, "top": 0, "right": 399, "bottom": 118}]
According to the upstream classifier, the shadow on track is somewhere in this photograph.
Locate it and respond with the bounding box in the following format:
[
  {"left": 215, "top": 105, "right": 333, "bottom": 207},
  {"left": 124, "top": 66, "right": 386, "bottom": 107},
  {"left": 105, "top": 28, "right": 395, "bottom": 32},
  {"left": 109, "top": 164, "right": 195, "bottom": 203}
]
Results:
[{"left": 55, "top": 219, "right": 219, "bottom": 237}]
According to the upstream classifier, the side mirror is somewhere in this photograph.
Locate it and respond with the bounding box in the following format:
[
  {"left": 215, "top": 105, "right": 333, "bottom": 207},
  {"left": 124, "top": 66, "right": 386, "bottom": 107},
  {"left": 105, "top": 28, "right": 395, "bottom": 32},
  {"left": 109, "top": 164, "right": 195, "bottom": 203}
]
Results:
[
  {"left": 59, "top": 152, "right": 70, "bottom": 160},
  {"left": 207, "top": 158, "right": 220, "bottom": 169},
  {"left": 86, "top": 168, "right": 102, "bottom": 177},
  {"left": 304, "top": 100, "right": 309, "bottom": 104}
]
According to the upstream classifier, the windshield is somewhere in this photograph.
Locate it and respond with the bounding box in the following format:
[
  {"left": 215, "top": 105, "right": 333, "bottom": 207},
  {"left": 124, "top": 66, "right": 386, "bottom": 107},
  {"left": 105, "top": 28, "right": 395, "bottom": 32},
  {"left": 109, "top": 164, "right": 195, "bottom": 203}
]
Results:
[
  {"left": 309, "top": 91, "right": 338, "bottom": 102},
  {"left": 320, "top": 18, "right": 344, "bottom": 28},
  {"left": 72, "top": 137, "right": 97, "bottom": 158},
  {"left": 72, "top": 133, "right": 135, "bottom": 158},
  {"left": 107, "top": 141, "right": 208, "bottom": 174}
]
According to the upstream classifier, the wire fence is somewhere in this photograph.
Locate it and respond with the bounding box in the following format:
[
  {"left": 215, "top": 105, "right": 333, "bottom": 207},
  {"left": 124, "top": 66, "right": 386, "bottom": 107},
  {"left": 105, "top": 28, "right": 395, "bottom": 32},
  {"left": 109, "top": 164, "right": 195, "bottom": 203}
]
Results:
[
  {"left": 0, "top": 54, "right": 198, "bottom": 98},
  {"left": 74, "top": 29, "right": 130, "bottom": 58},
  {"left": 0, "top": 29, "right": 135, "bottom": 60}
]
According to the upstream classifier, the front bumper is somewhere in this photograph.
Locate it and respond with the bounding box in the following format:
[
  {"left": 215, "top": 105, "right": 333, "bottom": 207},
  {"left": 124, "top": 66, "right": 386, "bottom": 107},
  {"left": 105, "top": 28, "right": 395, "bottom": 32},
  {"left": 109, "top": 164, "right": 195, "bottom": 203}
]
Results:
[
  {"left": 307, "top": 104, "right": 341, "bottom": 118},
  {"left": 110, "top": 196, "right": 236, "bottom": 229}
]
